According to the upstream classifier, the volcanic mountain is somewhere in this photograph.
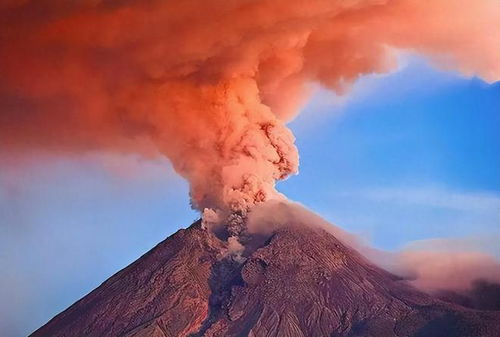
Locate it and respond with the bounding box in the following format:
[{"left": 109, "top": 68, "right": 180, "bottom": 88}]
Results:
[{"left": 31, "top": 219, "right": 500, "bottom": 337}]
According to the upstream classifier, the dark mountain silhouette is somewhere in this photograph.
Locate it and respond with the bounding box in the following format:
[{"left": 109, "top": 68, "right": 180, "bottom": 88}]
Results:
[{"left": 31, "top": 221, "right": 500, "bottom": 337}]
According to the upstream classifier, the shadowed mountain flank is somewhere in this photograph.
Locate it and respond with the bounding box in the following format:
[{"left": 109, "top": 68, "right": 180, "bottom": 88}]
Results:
[{"left": 31, "top": 222, "right": 500, "bottom": 337}]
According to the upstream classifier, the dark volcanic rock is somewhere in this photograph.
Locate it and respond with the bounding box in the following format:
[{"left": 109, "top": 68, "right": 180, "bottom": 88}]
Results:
[
  {"left": 31, "top": 223, "right": 223, "bottom": 337},
  {"left": 436, "top": 280, "right": 500, "bottom": 311},
  {"left": 31, "top": 221, "right": 500, "bottom": 337}
]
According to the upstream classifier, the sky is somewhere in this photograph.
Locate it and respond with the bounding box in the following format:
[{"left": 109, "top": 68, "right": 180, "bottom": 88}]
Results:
[{"left": 1, "top": 55, "right": 499, "bottom": 337}]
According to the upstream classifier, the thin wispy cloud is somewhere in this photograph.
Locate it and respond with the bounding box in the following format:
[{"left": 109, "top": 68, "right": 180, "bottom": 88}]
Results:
[
  {"left": 314, "top": 185, "right": 500, "bottom": 252},
  {"left": 358, "top": 186, "right": 500, "bottom": 213}
]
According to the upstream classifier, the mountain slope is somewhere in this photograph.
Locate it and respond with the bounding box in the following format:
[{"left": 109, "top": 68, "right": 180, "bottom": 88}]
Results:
[{"left": 31, "top": 221, "right": 500, "bottom": 337}]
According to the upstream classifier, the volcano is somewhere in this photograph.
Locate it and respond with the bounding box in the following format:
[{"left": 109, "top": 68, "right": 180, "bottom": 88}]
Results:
[{"left": 31, "top": 219, "right": 500, "bottom": 337}]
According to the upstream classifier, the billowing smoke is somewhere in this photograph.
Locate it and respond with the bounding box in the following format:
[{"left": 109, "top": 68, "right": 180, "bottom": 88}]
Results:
[
  {"left": 1, "top": 0, "right": 499, "bottom": 231},
  {"left": 247, "top": 200, "right": 500, "bottom": 300}
]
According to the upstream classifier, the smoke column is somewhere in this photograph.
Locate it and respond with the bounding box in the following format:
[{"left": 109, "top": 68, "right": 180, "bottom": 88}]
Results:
[{"left": 1, "top": 0, "right": 499, "bottom": 232}]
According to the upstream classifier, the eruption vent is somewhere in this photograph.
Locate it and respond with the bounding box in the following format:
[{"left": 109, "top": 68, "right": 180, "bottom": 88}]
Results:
[{"left": 1, "top": 0, "right": 499, "bottom": 224}]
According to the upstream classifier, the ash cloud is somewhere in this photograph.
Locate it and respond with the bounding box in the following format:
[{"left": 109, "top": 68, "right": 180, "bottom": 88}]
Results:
[
  {"left": 1, "top": 0, "right": 499, "bottom": 224},
  {"left": 247, "top": 200, "right": 500, "bottom": 303},
  {"left": 387, "top": 247, "right": 500, "bottom": 309},
  {"left": 394, "top": 249, "right": 500, "bottom": 292},
  {"left": 436, "top": 280, "right": 500, "bottom": 311}
]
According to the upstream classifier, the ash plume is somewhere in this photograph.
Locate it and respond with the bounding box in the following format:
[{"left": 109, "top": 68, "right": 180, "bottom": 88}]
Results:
[
  {"left": 248, "top": 200, "right": 500, "bottom": 297},
  {"left": 1, "top": 0, "right": 499, "bottom": 229}
]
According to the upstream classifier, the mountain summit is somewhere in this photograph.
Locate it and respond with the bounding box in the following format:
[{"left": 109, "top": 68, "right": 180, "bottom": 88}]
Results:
[{"left": 31, "top": 220, "right": 500, "bottom": 337}]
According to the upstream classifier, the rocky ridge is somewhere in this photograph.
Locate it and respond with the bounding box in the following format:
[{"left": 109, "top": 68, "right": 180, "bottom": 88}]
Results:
[{"left": 31, "top": 221, "right": 500, "bottom": 337}]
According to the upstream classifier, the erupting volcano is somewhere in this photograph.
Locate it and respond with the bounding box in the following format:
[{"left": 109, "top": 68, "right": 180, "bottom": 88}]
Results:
[{"left": 2, "top": 0, "right": 500, "bottom": 336}]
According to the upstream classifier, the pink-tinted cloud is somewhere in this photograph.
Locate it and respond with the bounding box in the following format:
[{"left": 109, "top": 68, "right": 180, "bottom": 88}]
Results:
[
  {"left": 1, "top": 0, "right": 499, "bottom": 221},
  {"left": 397, "top": 250, "right": 500, "bottom": 291}
]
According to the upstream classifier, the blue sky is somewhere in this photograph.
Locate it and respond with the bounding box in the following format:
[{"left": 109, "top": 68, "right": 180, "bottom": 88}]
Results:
[
  {"left": 1, "top": 55, "right": 499, "bottom": 337},
  {"left": 283, "top": 55, "right": 500, "bottom": 250}
]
